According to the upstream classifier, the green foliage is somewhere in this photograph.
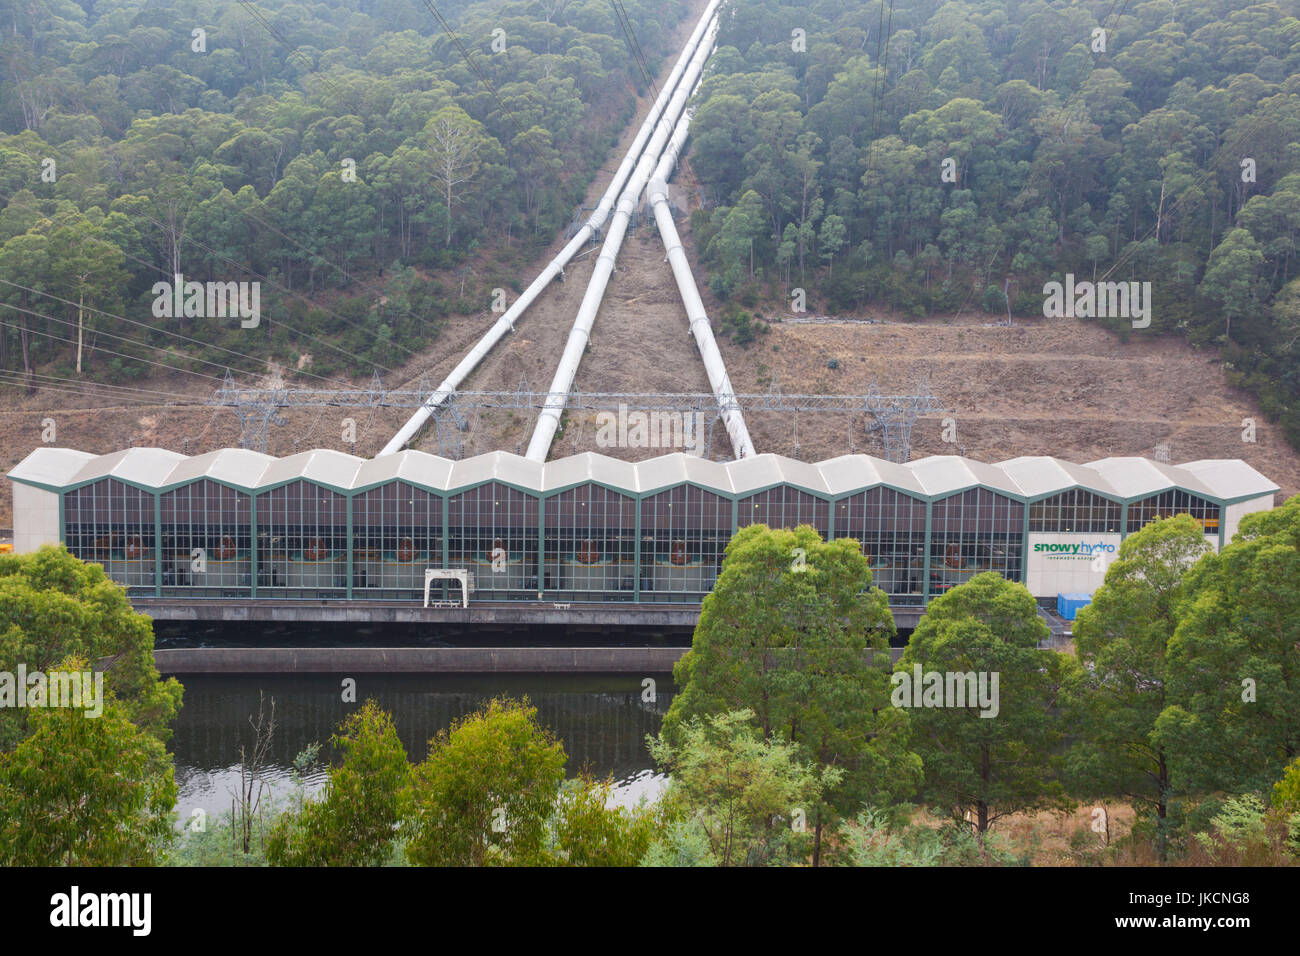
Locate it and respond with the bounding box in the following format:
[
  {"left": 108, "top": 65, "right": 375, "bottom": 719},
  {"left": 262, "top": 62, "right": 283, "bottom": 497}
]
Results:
[
  {"left": 663, "top": 524, "right": 919, "bottom": 864},
  {"left": 639, "top": 817, "right": 716, "bottom": 867},
  {"left": 166, "top": 809, "right": 276, "bottom": 867},
  {"left": 687, "top": 0, "right": 1300, "bottom": 454},
  {"left": 1064, "top": 515, "right": 1213, "bottom": 859},
  {"left": 648, "top": 708, "right": 832, "bottom": 866},
  {"left": 0, "top": 544, "right": 182, "bottom": 753},
  {"left": 546, "top": 773, "right": 660, "bottom": 867},
  {"left": 1189, "top": 794, "right": 1300, "bottom": 865},
  {"left": 899, "top": 572, "right": 1069, "bottom": 832},
  {"left": 1162, "top": 496, "right": 1300, "bottom": 795},
  {"left": 1274, "top": 757, "right": 1300, "bottom": 813},
  {"left": 0, "top": 0, "right": 688, "bottom": 380},
  {"left": 719, "top": 303, "right": 764, "bottom": 345},
  {"left": 404, "top": 696, "right": 566, "bottom": 867},
  {"left": 266, "top": 700, "right": 411, "bottom": 867},
  {"left": 0, "top": 656, "right": 177, "bottom": 866},
  {"left": 839, "top": 806, "right": 1023, "bottom": 867}
]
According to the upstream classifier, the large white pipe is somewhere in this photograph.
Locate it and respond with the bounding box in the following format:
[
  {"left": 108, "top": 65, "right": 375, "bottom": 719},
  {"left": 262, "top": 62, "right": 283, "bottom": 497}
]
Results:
[
  {"left": 526, "top": 16, "right": 720, "bottom": 461},
  {"left": 646, "top": 109, "right": 755, "bottom": 459},
  {"left": 381, "top": 0, "right": 722, "bottom": 457}
]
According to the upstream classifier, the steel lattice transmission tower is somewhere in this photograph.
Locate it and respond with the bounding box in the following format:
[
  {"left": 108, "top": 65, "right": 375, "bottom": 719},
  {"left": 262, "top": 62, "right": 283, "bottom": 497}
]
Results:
[
  {"left": 216, "top": 369, "right": 287, "bottom": 452},
  {"left": 862, "top": 376, "right": 945, "bottom": 463}
]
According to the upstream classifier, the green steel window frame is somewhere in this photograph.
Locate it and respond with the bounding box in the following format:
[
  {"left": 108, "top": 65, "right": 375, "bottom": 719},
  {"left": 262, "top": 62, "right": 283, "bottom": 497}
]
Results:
[
  {"left": 539, "top": 480, "right": 639, "bottom": 602},
  {"left": 60, "top": 477, "right": 161, "bottom": 595},
  {"left": 13, "top": 467, "right": 1274, "bottom": 607},
  {"left": 829, "top": 485, "right": 929, "bottom": 604},
  {"left": 634, "top": 480, "right": 738, "bottom": 604}
]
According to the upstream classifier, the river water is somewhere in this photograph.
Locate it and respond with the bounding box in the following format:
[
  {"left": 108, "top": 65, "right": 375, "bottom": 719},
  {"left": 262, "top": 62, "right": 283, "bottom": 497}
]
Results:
[{"left": 169, "top": 672, "right": 674, "bottom": 824}]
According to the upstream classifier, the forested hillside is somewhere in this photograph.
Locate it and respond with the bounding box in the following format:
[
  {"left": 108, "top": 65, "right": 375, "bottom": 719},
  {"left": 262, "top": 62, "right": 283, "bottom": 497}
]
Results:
[
  {"left": 0, "top": 0, "right": 684, "bottom": 383},
  {"left": 689, "top": 0, "right": 1300, "bottom": 446}
]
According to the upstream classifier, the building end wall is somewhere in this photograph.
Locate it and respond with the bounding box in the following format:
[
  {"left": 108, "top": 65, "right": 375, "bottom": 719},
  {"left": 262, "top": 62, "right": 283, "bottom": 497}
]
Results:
[
  {"left": 1222, "top": 494, "right": 1276, "bottom": 544},
  {"left": 13, "top": 483, "right": 60, "bottom": 554}
]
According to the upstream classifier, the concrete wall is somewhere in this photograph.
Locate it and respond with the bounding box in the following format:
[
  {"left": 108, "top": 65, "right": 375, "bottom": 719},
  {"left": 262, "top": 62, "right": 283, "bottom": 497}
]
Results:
[
  {"left": 1222, "top": 494, "right": 1276, "bottom": 543},
  {"left": 1025, "top": 533, "right": 1121, "bottom": 597},
  {"left": 150, "top": 645, "right": 916, "bottom": 673},
  {"left": 13, "top": 483, "right": 59, "bottom": 554},
  {"left": 129, "top": 597, "right": 927, "bottom": 632},
  {"left": 152, "top": 646, "right": 690, "bottom": 674}
]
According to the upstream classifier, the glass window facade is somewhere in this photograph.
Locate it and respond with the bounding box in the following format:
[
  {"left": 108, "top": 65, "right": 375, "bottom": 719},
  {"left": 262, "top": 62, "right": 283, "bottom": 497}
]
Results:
[
  {"left": 255, "top": 480, "right": 347, "bottom": 596},
  {"left": 737, "top": 486, "right": 831, "bottom": 537},
  {"left": 1028, "top": 489, "right": 1122, "bottom": 533},
  {"left": 447, "top": 482, "right": 539, "bottom": 599},
  {"left": 55, "top": 462, "right": 1238, "bottom": 608},
  {"left": 835, "top": 487, "right": 927, "bottom": 604},
  {"left": 639, "top": 485, "right": 731, "bottom": 602},
  {"left": 63, "top": 478, "right": 155, "bottom": 594},
  {"left": 930, "top": 488, "right": 1025, "bottom": 597},
  {"left": 1126, "top": 490, "right": 1220, "bottom": 534},
  {"left": 352, "top": 481, "right": 443, "bottom": 599},
  {"left": 544, "top": 484, "right": 637, "bottom": 601},
  {"left": 160, "top": 480, "right": 252, "bottom": 596}
]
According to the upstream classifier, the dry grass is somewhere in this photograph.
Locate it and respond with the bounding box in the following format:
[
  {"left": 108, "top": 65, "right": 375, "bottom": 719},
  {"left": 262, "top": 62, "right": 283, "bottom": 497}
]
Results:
[{"left": 4, "top": 0, "right": 1297, "bottom": 531}]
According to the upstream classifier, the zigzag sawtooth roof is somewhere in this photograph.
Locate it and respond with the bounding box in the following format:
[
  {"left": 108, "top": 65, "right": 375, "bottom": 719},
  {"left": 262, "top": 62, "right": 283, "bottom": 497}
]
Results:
[{"left": 7, "top": 448, "right": 1280, "bottom": 504}]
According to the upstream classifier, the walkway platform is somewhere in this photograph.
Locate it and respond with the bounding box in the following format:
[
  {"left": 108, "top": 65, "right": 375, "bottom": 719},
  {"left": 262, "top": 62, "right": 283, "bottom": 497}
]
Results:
[{"left": 132, "top": 598, "right": 927, "bottom": 631}]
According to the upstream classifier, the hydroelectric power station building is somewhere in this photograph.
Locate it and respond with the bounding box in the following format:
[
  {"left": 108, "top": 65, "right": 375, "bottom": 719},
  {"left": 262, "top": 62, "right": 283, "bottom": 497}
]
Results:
[{"left": 7, "top": 447, "right": 1278, "bottom": 623}]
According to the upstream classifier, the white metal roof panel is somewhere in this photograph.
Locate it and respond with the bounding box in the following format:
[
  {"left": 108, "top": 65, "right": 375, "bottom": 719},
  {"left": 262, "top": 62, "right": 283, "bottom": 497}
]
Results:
[
  {"left": 909, "top": 455, "right": 1022, "bottom": 498},
  {"left": 634, "top": 453, "right": 732, "bottom": 495},
  {"left": 728, "top": 453, "right": 830, "bottom": 496},
  {"left": 354, "top": 450, "right": 455, "bottom": 491},
  {"left": 541, "top": 452, "right": 639, "bottom": 493},
  {"left": 1177, "top": 459, "right": 1280, "bottom": 501},
  {"left": 996, "top": 456, "right": 1118, "bottom": 499},
  {"left": 258, "top": 449, "right": 365, "bottom": 489},
  {"left": 6, "top": 448, "right": 96, "bottom": 488},
  {"left": 1086, "top": 457, "right": 1215, "bottom": 500},
  {"left": 69, "top": 447, "right": 187, "bottom": 488},
  {"left": 164, "top": 448, "right": 276, "bottom": 488},
  {"left": 816, "top": 455, "right": 926, "bottom": 496},
  {"left": 8, "top": 448, "right": 1281, "bottom": 511},
  {"left": 447, "top": 451, "right": 543, "bottom": 493}
]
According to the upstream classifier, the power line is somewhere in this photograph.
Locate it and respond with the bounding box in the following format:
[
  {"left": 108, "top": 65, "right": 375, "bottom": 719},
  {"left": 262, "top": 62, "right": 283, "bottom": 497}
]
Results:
[
  {"left": 416, "top": 0, "right": 550, "bottom": 166},
  {"left": 0, "top": 367, "right": 197, "bottom": 401},
  {"left": 122, "top": 204, "right": 394, "bottom": 374},
  {"left": 0, "top": 269, "right": 354, "bottom": 391},
  {"left": 0, "top": 373, "right": 182, "bottom": 409},
  {"left": 227, "top": 2, "right": 496, "bottom": 358},
  {"left": 218, "top": 197, "right": 431, "bottom": 362},
  {"left": 0, "top": 197, "right": 366, "bottom": 390},
  {"left": 0, "top": 307, "right": 228, "bottom": 386},
  {"left": 0, "top": 368, "right": 173, "bottom": 403},
  {"left": 235, "top": 0, "right": 348, "bottom": 107},
  {"left": 609, "top": 0, "right": 658, "bottom": 100},
  {"left": 860, "top": 0, "right": 897, "bottom": 215}
]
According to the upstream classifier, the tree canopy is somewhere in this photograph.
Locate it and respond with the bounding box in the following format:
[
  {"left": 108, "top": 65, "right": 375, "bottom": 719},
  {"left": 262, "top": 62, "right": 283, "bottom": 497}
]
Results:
[{"left": 689, "top": 0, "right": 1300, "bottom": 447}]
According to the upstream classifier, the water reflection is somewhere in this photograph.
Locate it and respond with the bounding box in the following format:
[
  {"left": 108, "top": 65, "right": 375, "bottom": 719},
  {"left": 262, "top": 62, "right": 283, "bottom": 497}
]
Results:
[{"left": 170, "top": 673, "right": 675, "bottom": 821}]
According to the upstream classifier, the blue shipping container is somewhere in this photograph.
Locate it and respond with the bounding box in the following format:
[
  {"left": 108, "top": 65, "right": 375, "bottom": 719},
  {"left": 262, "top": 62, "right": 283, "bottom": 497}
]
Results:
[{"left": 1057, "top": 593, "right": 1092, "bottom": 620}]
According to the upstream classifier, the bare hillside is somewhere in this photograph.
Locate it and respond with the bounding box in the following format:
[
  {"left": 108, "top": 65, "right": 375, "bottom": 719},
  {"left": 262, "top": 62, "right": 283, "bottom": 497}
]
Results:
[{"left": 2, "top": 0, "right": 1296, "bottom": 526}]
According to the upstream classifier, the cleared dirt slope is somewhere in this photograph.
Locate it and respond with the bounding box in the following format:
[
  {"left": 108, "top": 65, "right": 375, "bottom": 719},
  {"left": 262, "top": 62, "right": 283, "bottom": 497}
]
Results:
[{"left": 1, "top": 0, "right": 1296, "bottom": 527}]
